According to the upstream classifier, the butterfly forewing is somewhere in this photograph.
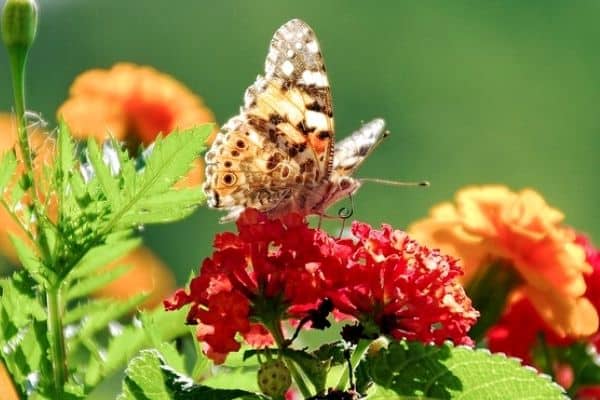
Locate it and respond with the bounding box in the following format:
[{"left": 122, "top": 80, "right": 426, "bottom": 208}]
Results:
[{"left": 204, "top": 19, "right": 335, "bottom": 220}]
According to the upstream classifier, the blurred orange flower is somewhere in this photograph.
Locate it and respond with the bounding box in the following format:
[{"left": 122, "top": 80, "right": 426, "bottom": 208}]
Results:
[
  {"left": 0, "top": 361, "right": 18, "bottom": 400},
  {"left": 409, "top": 185, "right": 597, "bottom": 338},
  {"left": 57, "top": 62, "right": 215, "bottom": 186}
]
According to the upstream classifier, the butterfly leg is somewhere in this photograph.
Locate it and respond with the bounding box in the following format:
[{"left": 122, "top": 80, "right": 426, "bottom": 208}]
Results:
[
  {"left": 317, "top": 195, "right": 355, "bottom": 237},
  {"left": 335, "top": 194, "right": 355, "bottom": 238}
]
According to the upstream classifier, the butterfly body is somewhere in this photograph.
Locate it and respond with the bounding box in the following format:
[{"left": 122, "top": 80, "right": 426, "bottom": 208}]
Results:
[{"left": 204, "top": 19, "right": 387, "bottom": 222}]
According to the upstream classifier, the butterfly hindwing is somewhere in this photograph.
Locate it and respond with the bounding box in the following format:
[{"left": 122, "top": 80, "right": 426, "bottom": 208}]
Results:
[{"left": 333, "top": 118, "right": 387, "bottom": 176}]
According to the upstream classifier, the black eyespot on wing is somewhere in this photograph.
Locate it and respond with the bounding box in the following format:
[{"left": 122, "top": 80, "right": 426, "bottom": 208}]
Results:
[{"left": 222, "top": 173, "right": 237, "bottom": 185}]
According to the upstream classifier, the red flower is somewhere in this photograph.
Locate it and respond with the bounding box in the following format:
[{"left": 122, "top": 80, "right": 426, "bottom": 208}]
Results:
[
  {"left": 327, "top": 222, "right": 478, "bottom": 346},
  {"left": 486, "top": 232, "right": 600, "bottom": 367},
  {"left": 577, "top": 386, "right": 600, "bottom": 400},
  {"left": 165, "top": 210, "right": 479, "bottom": 363},
  {"left": 164, "top": 209, "right": 348, "bottom": 363},
  {"left": 486, "top": 290, "right": 570, "bottom": 365}
]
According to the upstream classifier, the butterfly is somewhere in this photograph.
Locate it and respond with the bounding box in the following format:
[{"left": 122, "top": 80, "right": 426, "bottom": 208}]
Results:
[{"left": 203, "top": 19, "right": 389, "bottom": 222}]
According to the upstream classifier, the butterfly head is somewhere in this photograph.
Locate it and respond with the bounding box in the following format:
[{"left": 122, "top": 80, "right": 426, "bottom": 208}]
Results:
[{"left": 316, "top": 174, "right": 362, "bottom": 214}]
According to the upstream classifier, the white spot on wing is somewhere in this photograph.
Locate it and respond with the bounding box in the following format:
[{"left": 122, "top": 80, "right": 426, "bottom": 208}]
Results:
[
  {"left": 281, "top": 60, "right": 294, "bottom": 76},
  {"left": 301, "top": 70, "right": 329, "bottom": 87},
  {"left": 306, "top": 110, "right": 329, "bottom": 130},
  {"left": 306, "top": 41, "right": 319, "bottom": 53}
]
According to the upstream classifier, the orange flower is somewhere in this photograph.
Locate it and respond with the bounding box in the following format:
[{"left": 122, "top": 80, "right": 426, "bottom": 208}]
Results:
[
  {"left": 0, "top": 362, "right": 18, "bottom": 400},
  {"left": 57, "top": 62, "right": 216, "bottom": 186},
  {"left": 409, "top": 185, "right": 597, "bottom": 337},
  {"left": 0, "top": 113, "right": 174, "bottom": 308}
]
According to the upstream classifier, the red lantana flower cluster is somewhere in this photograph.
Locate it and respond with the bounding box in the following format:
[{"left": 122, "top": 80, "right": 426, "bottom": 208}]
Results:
[
  {"left": 329, "top": 222, "right": 478, "bottom": 345},
  {"left": 165, "top": 209, "right": 479, "bottom": 363}
]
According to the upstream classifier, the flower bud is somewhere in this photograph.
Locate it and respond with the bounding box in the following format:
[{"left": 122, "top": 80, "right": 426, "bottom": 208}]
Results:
[
  {"left": 257, "top": 359, "right": 291, "bottom": 398},
  {"left": 1, "top": 0, "right": 38, "bottom": 50}
]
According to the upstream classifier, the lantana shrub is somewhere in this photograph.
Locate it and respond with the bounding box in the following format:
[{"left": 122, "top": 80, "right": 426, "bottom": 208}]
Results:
[{"left": 0, "top": 1, "right": 596, "bottom": 399}]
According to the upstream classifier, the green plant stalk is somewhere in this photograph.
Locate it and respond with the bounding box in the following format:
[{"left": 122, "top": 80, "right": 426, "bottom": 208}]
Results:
[
  {"left": 8, "top": 34, "right": 67, "bottom": 393},
  {"left": 335, "top": 338, "right": 371, "bottom": 391},
  {"left": 536, "top": 333, "right": 555, "bottom": 378},
  {"left": 46, "top": 285, "right": 67, "bottom": 394},
  {"left": 8, "top": 50, "right": 32, "bottom": 170},
  {"left": 8, "top": 48, "right": 53, "bottom": 259},
  {"left": 267, "top": 320, "right": 312, "bottom": 398}
]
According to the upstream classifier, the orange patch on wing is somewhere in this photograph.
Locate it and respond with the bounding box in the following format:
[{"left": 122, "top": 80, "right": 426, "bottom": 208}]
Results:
[{"left": 308, "top": 132, "right": 328, "bottom": 154}]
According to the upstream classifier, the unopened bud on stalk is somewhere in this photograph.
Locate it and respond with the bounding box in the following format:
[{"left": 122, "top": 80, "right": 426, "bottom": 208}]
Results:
[{"left": 1, "top": 0, "right": 38, "bottom": 51}]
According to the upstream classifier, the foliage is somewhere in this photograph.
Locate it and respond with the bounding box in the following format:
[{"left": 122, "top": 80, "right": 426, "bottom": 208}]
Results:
[
  {"left": 0, "top": 122, "right": 212, "bottom": 398},
  {"left": 365, "top": 341, "right": 566, "bottom": 400},
  {"left": 119, "top": 349, "right": 267, "bottom": 400}
]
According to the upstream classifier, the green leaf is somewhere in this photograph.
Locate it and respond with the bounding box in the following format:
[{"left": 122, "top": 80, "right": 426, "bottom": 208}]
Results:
[
  {"left": 119, "top": 349, "right": 266, "bottom": 400},
  {"left": 9, "top": 233, "right": 51, "bottom": 285},
  {"left": 57, "top": 122, "right": 75, "bottom": 175},
  {"left": 119, "top": 189, "right": 205, "bottom": 226},
  {"left": 64, "top": 298, "right": 116, "bottom": 325},
  {"left": 67, "top": 236, "right": 140, "bottom": 280},
  {"left": 98, "top": 125, "right": 210, "bottom": 235},
  {"left": 0, "top": 271, "right": 52, "bottom": 397},
  {"left": 86, "top": 138, "right": 121, "bottom": 206},
  {"left": 0, "top": 149, "right": 17, "bottom": 192},
  {"left": 0, "top": 271, "right": 46, "bottom": 325},
  {"left": 364, "top": 341, "right": 566, "bottom": 399},
  {"left": 9, "top": 174, "right": 27, "bottom": 209},
  {"left": 77, "top": 304, "right": 191, "bottom": 388},
  {"left": 136, "top": 126, "right": 212, "bottom": 197},
  {"left": 56, "top": 121, "right": 75, "bottom": 198},
  {"left": 72, "top": 294, "right": 148, "bottom": 343},
  {"left": 284, "top": 348, "right": 331, "bottom": 393},
  {"left": 65, "top": 263, "right": 132, "bottom": 301}
]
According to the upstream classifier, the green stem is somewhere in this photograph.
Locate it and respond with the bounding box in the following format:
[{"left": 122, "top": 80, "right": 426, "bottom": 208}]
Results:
[
  {"left": 466, "top": 262, "right": 519, "bottom": 342},
  {"left": 537, "top": 333, "right": 554, "bottom": 378},
  {"left": 8, "top": 49, "right": 33, "bottom": 172},
  {"left": 7, "top": 45, "right": 52, "bottom": 263},
  {"left": 46, "top": 285, "right": 67, "bottom": 395},
  {"left": 266, "top": 321, "right": 312, "bottom": 399},
  {"left": 335, "top": 339, "right": 372, "bottom": 391}
]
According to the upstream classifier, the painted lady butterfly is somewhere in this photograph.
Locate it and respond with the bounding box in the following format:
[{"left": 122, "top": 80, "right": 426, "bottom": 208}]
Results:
[{"left": 203, "top": 19, "right": 388, "bottom": 222}]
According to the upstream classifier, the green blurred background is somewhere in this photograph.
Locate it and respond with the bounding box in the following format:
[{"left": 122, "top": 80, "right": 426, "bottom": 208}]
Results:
[{"left": 1, "top": 0, "right": 599, "bottom": 394}]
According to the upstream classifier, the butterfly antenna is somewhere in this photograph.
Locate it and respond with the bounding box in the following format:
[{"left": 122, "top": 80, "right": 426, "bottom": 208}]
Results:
[{"left": 359, "top": 178, "right": 430, "bottom": 187}]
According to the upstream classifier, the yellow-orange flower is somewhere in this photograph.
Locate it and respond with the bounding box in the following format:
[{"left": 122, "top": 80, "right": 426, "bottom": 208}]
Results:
[
  {"left": 0, "top": 113, "right": 173, "bottom": 308},
  {"left": 57, "top": 62, "right": 215, "bottom": 186},
  {"left": 409, "top": 185, "right": 597, "bottom": 338},
  {"left": 0, "top": 362, "right": 18, "bottom": 400},
  {"left": 57, "top": 62, "right": 214, "bottom": 144}
]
